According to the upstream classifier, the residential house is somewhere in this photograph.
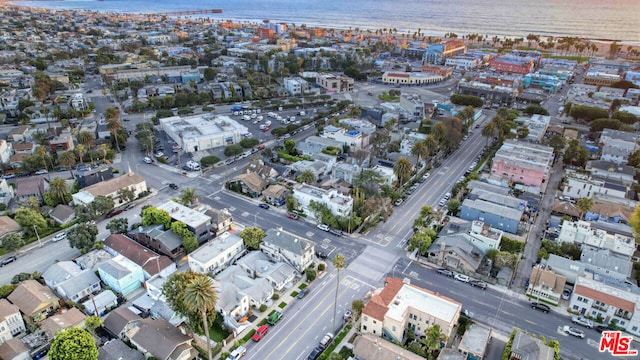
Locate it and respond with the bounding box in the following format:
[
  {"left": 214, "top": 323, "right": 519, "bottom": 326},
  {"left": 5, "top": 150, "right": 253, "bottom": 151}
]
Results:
[
  {"left": 42, "top": 261, "right": 101, "bottom": 303},
  {"left": 600, "top": 129, "right": 639, "bottom": 164},
  {"left": 128, "top": 225, "right": 184, "bottom": 260},
  {"left": 297, "top": 136, "right": 343, "bottom": 156},
  {"left": 563, "top": 171, "right": 627, "bottom": 200},
  {"left": 242, "top": 160, "right": 278, "bottom": 181},
  {"left": 15, "top": 176, "right": 45, "bottom": 204},
  {"left": 7, "top": 280, "right": 60, "bottom": 322},
  {"left": 212, "top": 276, "right": 251, "bottom": 331},
  {"left": 457, "top": 324, "right": 492, "bottom": 360},
  {"left": 103, "top": 306, "right": 142, "bottom": 339},
  {"left": 352, "top": 333, "right": 424, "bottom": 360},
  {"left": 49, "top": 204, "right": 75, "bottom": 225},
  {"left": 49, "top": 132, "right": 74, "bottom": 153},
  {"left": 586, "top": 160, "right": 635, "bottom": 186},
  {"left": 103, "top": 234, "right": 176, "bottom": 279},
  {"left": 490, "top": 140, "right": 554, "bottom": 192},
  {"left": 216, "top": 266, "right": 273, "bottom": 316},
  {"left": 460, "top": 198, "right": 523, "bottom": 235},
  {"left": 98, "top": 339, "right": 145, "bottom": 360},
  {"left": 292, "top": 183, "right": 353, "bottom": 220},
  {"left": 509, "top": 329, "right": 555, "bottom": 360},
  {"left": 0, "top": 338, "right": 30, "bottom": 360},
  {"left": 0, "top": 216, "right": 20, "bottom": 240},
  {"left": 260, "top": 228, "right": 315, "bottom": 274},
  {"left": 437, "top": 349, "right": 467, "bottom": 360},
  {"left": 0, "top": 299, "right": 25, "bottom": 344},
  {"left": 321, "top": 125, "right": 368, "bottom": 150},
  {"left": 8, "top": 153, "right": 28, "bottom": 169},
  {"left": 427, "top": 234, "right": 486, "bottom": 274},
  {"left": 72, "top": 172, "right": 147, "bottom": 206},
  {"left": 333, "top": 163, "right": 361, "bottom": 184},
  {"left": 7, "top": 126, "right": 28, "bottom": 142},
  {"left": 236, "top": 251, "right": 296, "bottom": 291},
  {"left": 291, "top": 160, "right": 327, "bottom": 180},
  {"left": 558, "top": 220, "right": 635, "bottom": 260},
  {"left": 97, "top": 255, "right": 145, "bottom": 296},
  {"left": 361, "top": 277, "right": 461, "bottom": 343},
  {"left": 580, "top": 246, "right": 633, "bottom": 277},
  {"left": 74, "top": 249, "right": 113, "bottom": 272},
  {"left": 82, "top": 290, "right": 118, "bottom": 316},
  {"left": 227, "top": 172, "right": 267, "bottom": 198},
  {"left": 371, "top": 164, "right": 397, "bottom": 187},
  {"left": 156, "top": 200, "right": 214, "bottom": 243},
  {"left": 526, "top": 266, "right": 567, "bottom": 306},
  {"left": 129, "top": 317, "right": 198, "bottom": 360},
  {"left": 204, "top": 208, "right": 233, "bottom": 237},
  {"left": 399, "top": 94, "right": 425, "bottom": 121},
  {"left": 263, "top": 184, "right": 289, "bottom": 207},
  {"left": 433, "top": 217, "right": 503, "bottom": 253},
  {"left": 316, "top": 73, "right": 354, "bottom": 93},
  {"left": 569, "top": 275, "right": 640, "bottom": 336},
  {"left": 77, "top": 165, "right": 115, "bottom": 189},
  {"left": 40, "top": 307, "right": 86, "bottom": 338},
  {"left": 0, "top": 179, "right": 15, "bottom": 208},
  {"left": 188, "top": 232, "right": 245, "bottom": 275},
  {"left": 0, "top": 140, "right": 12, "bottom": 164}
]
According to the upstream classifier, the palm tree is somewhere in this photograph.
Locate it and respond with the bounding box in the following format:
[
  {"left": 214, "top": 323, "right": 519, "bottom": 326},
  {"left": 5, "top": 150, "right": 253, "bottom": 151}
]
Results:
[
  {"left": 331, "top": 253, "right": 346, "bottom": 334},
  {"left": 105, "top": 107, "right": 122, "bottom": 152},
  {"left": 75, "top": 144, "right": 86, "bottom": 166},
  {"left": 180, "top": 188, "right": 198, "bottom": 206},
  {"left": 297, "top": 169, "right": 316, "bottom": 184},
  {"left": 58, "top": 151, "right": 77, "bottom": 179},
  {"left": 35, "top": 145, "right": 54, "bottom": 171},
  {"left": 424, "top": 136, "right": 439, "bottom": 161},
  {"left": 183, "top": 276, "right": 218, "bottom": 360},
  {"left": 420, "top": 324, "right": 447, "bottom": 358},
  {"left": 481, "top": 122, "right": 497, "bottom": 146},
  {"left": 576, "top": 197, "right": 593, "bottom": 220},
  {"left": 411, "top": 140, "right": 429, "bottom": 165},
  {"left": 77, "top": 131, "right": 95, "bottom": 164},
  {"left": 48, "top": 177, "right": 70, "bottom": 205},
  {"left": 393, "top": 157, "right": 413, "bottom": 187}
]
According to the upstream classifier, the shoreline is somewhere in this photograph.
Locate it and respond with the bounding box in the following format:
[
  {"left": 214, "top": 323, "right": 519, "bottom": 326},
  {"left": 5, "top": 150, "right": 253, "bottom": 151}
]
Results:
[{"left": 3, "top": 1, "right": 640, "bottom": 51}]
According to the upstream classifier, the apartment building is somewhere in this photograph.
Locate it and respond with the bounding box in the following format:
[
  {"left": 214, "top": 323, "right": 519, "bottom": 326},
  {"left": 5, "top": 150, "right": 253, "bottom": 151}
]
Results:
[
  {"left": 188, "top": 232, "right": 245, "bottom": 275},
  {"left": 491, "top": 140, "right": 554, "bottom": 191},
  {"left": 156, "top": 200, "right": 213, "bottom": 243},
  {"left": 399, "top": 94, "right": 425, "bottom": 121},
  {"left": 316, "top": 73, "right": 354, "bottom": 93},
  {"left": 0, "top": 299, "right": 25, "bottom": 344},
  {"left": 557, "top": 220, "right": 635, "bottom": 260},
  {"left": 490, "top": 55, "right": 535, "bottom": 75},
  {"left": 361, "top": 277, "right": 461, "bottom": 343},
  {"left": 562, "top": 171, "right": 627, "bottom": 200},
  {"left": 283, "top": 77, "right": 309, "bottom": 96},
  {"left": 260, "top": 228, "right": 314, "bottom": 273},
  {"left": 600, "top": 129, "right": 639, "bottom": 165},
  {"left": 321, "top": 125, "right": 368, "bottom": 150},
  {"left": 292, "top": 183, "right": 353, "bottom": 220}
]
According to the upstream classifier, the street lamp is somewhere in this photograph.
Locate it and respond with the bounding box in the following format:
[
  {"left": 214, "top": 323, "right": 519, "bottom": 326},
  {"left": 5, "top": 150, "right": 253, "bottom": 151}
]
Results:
[{"left": 33, "top": 225, "right": 42, "bottom": 247}]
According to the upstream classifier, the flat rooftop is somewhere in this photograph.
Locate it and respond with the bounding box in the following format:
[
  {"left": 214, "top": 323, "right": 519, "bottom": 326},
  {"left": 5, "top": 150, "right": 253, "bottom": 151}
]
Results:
[
  {"left": 386, "top": 284, "right": 460, "bottom": 324},
  {"left": 156, "top": 200, "right": 211, "bottom": 227},
  {"left": 188, "top": 232, "right": 243, "bottom": 264}
]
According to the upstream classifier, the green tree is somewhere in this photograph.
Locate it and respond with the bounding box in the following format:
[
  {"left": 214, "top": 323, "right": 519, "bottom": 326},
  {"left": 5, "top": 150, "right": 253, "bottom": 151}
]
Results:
[
  {"left": 200, "top": 156, "right": 220, "bottom": 167},
  {"left": 421, "top": 324, "right": 447, "bottom": 357},
  {"left": 106, "top": 218, "right": 128, "bottom": 234},
  {"left": 411, "top": 140, "right": 429, "bottom": 164},
  {"left": 284, "top": 139, "right": 296, "bottom": 155},
  {"left": 224, "top": 144, "right": 243, "bottom": 157},
  {"left": 14, "top": 207, "right": 47, "bottom": 237},
  {"left": 105, "top": 107, "right": 122, "bottom": 152},
  {"left": 183, "top": 275, "right": 218, "bottom": 360},
  {"left": 239, "top": 138, "right": 259, "bottom": 148},
  {"left": 84, "top": 315, "right": 103, "bottom": 333},
  {"left": 351, "top": 300, "right": 364, "bottom": 321},
  {"left": 58, "top": 151, "right": 77, "bottom": 179},
  {"left": 117, "top": 187, "right": 136, "bottom": 203},
  {"left": 47, "top": 177, "right": 71, "bottom": 206},
  {"left": 353, "top": 170, "right": 383, "bottom": 198},
  {"left": 332, "top": 253, "right": 346, "bottom": 333},
  {"left": 576, "top": 197, "right": 593, "bottom": 220},
  {"left": 296, "top": 169, "right": 316, "bottom": 184},
  {"left": 91, "top": 195, "right": 115, "bottom": 217},
  {"left": 562, "top": 139, "right": 589, "bottom": 167},
  {"left": 49, "top": 328, "right": 98, "bottom": 360},
  {"left": 523, "top": 105, "right": 549, "bottom": 116},
  {"left": 408, "top": 227, "right": 436, "bottom": 255},
  {"left": 142, "top": 206, "right": 171, "bottom": 228},
  {"left": 393, "top": 157, "right": 413, "bottom": 187},
  {"left": 1, "top": 233, "right": 24, "bottom": 252},
  {"left": 447, "top": 198, "right": 461, "bottom": 214},
  {"left": 306, "top": 267, "right": 317, "bottom": 282},
  {"left": 67, "top": 223, "right": 99, "bottom": 254},
  {"left": 547, "top": 135, "right": 566, "bottom": 156},
  {"left": 179, "top": 188, "right": 198, "bottom": 206},
  {"left": 239, "top": 227, "right": 265, "bottom": 250},
  {"left": 162, "top": 271, "right": 218, "bottom": 335},
  {"left": 369, "top": 130, "right": 391, "bottom": 158}
]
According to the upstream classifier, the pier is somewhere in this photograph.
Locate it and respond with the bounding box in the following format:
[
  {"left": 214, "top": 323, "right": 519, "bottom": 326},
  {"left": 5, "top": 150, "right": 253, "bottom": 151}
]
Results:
[{"left": 155, "top": 9, "right": 222, "bottom": 16}]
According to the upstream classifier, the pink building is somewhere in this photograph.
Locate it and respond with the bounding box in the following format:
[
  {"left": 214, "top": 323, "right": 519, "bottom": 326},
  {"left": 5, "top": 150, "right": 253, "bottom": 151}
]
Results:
[{"left": 491, "top": 140, "right": 554, "bottom": 191}]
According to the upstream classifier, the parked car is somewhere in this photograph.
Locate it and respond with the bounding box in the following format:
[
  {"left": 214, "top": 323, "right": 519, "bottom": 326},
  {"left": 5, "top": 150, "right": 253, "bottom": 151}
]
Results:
[
  {"left": 530, "top": 302, "right": 551, "bottom": 313},
  {"left": 106, "top": 209, "right": 123, "bottom": 218},
  {"left": 317, "top": 224, "right": 330, "bottom": 231},
  {"left": 444, "top": 192, "right": 452, "bottom": 200},
  {"left": 438, "top": 199, "right": 447, "bottom": 207},
  {"left": 462, "top": 308, "right": 474, "bottom": 318},
  {"left": 0, "top": 255, "right": 17, "bottom": 267},
  {"left": 2, "top": 173, "right": 16, "bottom": 179},
  {"left": 470, "top": 280, "right": 487, "bottom": 289},
  {"left": 343, "top": 310, "right": 352, "bottom": 321},
  {"left": 228, "top": 345, "right": 247, "bottom": 360},
  {"left": 169, "top": 183, "right": 179, "bottom": 190},
  {"left": 123, "top": 204, "right": 136, "bottom": 211},
  {"left": 34, "top": 169, "right": 48, "bottom": 175},
  {"left": 52, "top": 232, "right": 66, "bottom": 242},
  {"left": 595, "top": 324, "right": 616, "bottom": 333},
  {"left": 561, "top": 289, "right": 571, "bottom": 300},
  {"left": 394, "top": 198, "right": 403, "bottom": 206},
  {"left": 143, "top": 157, "right": 153, "bottom": 164},
  {"left": 454, "top": 274, "right": 470, "bottom": 283},
  {"left": 329, "top": 228, "right": 343, "bottom": 236},
  {"left": 315, "top": 251, "right": 327, "bottom": 259},
  {"left": 307, "top": 347, "right": 324, "bottom": 360},
  {"left": 252, "top": 325, "right": 269, "bottom": 341},
  {"left": 297, "top": 288, "right": 308, "bottom": 299},
  {"left": 267, "top": 311, "right": 282, "bottom": 325},
  {"left": 287, "top": 213, "right": 298, "bottom": 220},
  {"left": 258, "top": 203, "right": 270, "bottom": 209},
  {"left": 436, "top": 268, "right": 454, "bottom": 277},
  {"left": 563, "top": 325, "right": 585, "bottom": 338},
  {"left": 319, "top": 332, "right": 334, "bottom": 349},
  {"left": 571, "top": 316, "right": 593, "bottom": 328}
]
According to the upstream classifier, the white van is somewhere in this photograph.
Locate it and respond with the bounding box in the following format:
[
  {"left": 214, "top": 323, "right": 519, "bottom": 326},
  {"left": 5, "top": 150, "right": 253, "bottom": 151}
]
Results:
[
  {"left": 186, "top": 161, "right": 201, "bottom": 171},
  {"left": 143, "top": 157, "right": 152, "bottom": 164}
]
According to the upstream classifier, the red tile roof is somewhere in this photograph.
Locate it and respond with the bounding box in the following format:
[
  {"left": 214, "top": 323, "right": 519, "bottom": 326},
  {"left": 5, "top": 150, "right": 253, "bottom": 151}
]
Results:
[
  {"left": 574, "top": 284, "right": 635, "bottom": 313},
  {"left": 362, "top": 277, "right": 404, "bottom": 321}
]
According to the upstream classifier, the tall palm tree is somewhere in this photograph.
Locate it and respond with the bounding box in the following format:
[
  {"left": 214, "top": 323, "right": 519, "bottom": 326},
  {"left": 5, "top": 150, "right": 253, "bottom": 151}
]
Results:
[
  {"left": 410, "top": 140, "right": 428, "bottom": 165},
  {"left": 481, "top": 122, "right": 498, "bottom": 146},
  {"left": 424, "top": 136, "right": 439, "bottom": 161},
  {"left": 58, "top": 151, "right": 77, "bottom": 179},
  {"left": 106, "top": 117, "right": 123, "bottom": 153},
  {"left": 576, "top": 197, "right": 593, "bottom": 220},
  {"left": 77, "top": 131, "right": 95, "bottom": 163},
  {"left": 180, "top": 187, "right": 198, "bottom": 206},
  {"left": 297, "top": 169, "right": 316, "bottom": 184},
  {"left": 331, "top": 253, "right": 346, "bottom": 334},
  {"left": 183, "top": 276, "right": 218, "bottom": 360},
  {"left": 48, "top": 177, "right": 70, "bottom": 205},
  {"left": 35, "top": 145, "right": 54, "bottom": 171},
  {"left": 75, "top": 144, "right": 86, "bottom": 166},
  {"left": 393, "top": 157, "right": 413, "bottom": 187}
]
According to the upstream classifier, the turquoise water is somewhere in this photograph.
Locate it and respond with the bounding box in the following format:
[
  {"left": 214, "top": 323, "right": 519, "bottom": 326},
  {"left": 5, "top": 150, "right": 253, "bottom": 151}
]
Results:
[{"left": 13, "top": 0, "right": 640, "bottom": 43}]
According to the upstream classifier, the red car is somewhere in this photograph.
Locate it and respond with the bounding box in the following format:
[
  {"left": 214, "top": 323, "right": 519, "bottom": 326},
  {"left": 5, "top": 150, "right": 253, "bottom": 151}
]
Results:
[
  {"left": 252, "top": 325, "right": 268, "bottom": 342},
  {"left": 258, "top": 144, "right": 266, "bottom": 150},
  {"left": 106, "top": 209, "right": 123, "bottom": 218},
  {"left": 287, "top": 213, "right": 298, "bottom": 220}
]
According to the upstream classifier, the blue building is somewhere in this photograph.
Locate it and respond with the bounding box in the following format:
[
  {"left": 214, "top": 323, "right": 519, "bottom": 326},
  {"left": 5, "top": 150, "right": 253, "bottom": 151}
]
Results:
[
  {"left": 522, "top": 73, "right": 562, "bottom": 93},
  {"left": 181, "top": 69, "right": 201, "bottom": 84},
  {"left": 97, "top": 255, "right": 144, "bottom": 296},
  {"left": 423, "top": 44, "right": 445, "bottom": 64},
  {"left": 460, "top": 198, "right": 522, "bottom": 234}
]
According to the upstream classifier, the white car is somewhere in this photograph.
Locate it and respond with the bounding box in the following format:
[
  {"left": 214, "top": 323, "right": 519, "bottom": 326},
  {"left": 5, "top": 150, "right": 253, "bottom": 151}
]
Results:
[
  {"left": 454, "top": 274, "right": 470, "bottom": 283},
  {"left": 438, "top": 199, "right": 447, "bottom": 207},
  {"left": 52, "top": 232, "right": 66, "bottom": 242},
  {"left": 571, "top": 316, "right": 593, "bottom": 328},
  {"left": 317, "top": 224, "right": 330, "bottom": 232},
  {"left": 228, "top": 345, "right": 247, "bottom": 360},
  {"left": 563, "top": 325, "right": 585, "bottom": 338},
  {"left": 35, "top": 169, "right": 48, "bottom": 175}
]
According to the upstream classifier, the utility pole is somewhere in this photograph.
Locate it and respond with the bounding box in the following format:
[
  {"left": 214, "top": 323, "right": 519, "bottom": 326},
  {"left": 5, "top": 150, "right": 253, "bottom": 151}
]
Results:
[{"left": 33, "top": 225, "right": 42, "bottom": 247}]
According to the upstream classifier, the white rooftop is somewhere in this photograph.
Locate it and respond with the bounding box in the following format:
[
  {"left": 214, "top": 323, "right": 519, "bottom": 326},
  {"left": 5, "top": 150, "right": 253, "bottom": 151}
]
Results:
[
  {"left": 189, "top": 232, "right": 243, "bottom": 264},
  {"left": 157, "top": 200, "right": 211, "bottom": 227},
  {"left": 386, "top": 284, "right": 460, "bottom": 324}
]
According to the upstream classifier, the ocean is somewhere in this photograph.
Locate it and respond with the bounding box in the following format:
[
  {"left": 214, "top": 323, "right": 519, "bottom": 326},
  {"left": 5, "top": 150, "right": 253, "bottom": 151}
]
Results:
[{"left": 12, "top": 0, "right": 640, "bottom": 44}]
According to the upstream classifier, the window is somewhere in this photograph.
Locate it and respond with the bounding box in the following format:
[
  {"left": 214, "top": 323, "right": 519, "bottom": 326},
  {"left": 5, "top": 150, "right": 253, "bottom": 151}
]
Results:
[
  {"left": 392, "top": 326, "right": 397, "bottom": 332},
  {"left": 363, "top": 325, "right": 367, "bottom": 331},
  {"left": 632, "top": 326, "right": 638, "bottom": 332}
]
